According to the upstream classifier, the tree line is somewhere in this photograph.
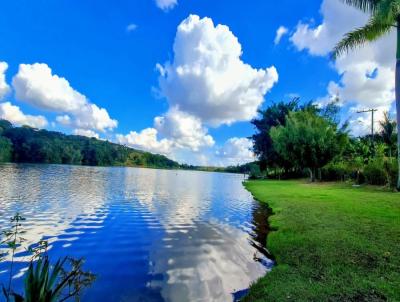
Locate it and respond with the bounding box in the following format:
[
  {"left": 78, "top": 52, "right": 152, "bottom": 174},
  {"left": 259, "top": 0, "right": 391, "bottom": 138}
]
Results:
[
  {"left": 249, "top": 98, "right": 399, "bottom": 189},
  {"left": 0, "top": 119, "right": 180, "bottom": 169}
]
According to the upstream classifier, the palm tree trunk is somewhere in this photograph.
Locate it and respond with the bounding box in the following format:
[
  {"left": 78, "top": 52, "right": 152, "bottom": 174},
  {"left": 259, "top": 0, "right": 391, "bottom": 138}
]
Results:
[{"left": 396, "top": 21, "right": 400, "bottom": 190}]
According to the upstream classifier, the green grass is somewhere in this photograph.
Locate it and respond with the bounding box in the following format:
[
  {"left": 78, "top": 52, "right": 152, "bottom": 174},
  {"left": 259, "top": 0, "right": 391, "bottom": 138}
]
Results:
[{"left": 243, "top": 180, "right": 400, "bottom": 302}]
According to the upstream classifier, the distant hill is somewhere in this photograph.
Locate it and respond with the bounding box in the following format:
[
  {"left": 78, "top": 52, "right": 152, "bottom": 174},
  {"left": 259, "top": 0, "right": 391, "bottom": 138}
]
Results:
[{"left": 0, "top": 119, "right": 180, "bottom": 169}]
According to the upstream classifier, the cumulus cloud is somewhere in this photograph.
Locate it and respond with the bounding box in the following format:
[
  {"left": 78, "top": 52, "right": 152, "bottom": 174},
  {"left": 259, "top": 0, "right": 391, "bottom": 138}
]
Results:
[
  {"left": 12, "top": 63, "right": 117, "bottom": 132},
  {"left": 119, "top": 15, "right": 276, "bottom": 164},
  {"left": 73, "top": 128, "right": 100, "bottom": 139},
  {"left": 117, "top": 108, "right": 215, "bottom": 156},
  {"left": 290, "top": 0, "right": 396, "bottom": 135},
  {"left": 0, "top": 102, "right": 47, "bottom": 128},
  {"left": 155, "top": 0, "right": 177, "bottom": 11},
  {"left": 290, "top": 0, "right": 368, "bottom": 56},
  {"left": 116, "top": 128, "right": 173, "bottom": 156},
  {"left": 215, "top": 137, "right": 255, "bottom": 166},
  {"left": 154, "top": 108, "right": 214, "bottom": 151},
  {"left": 274, "top": 26, "right": 288, "bottom": 45},
  {"left": 157, "top": 14, "right": 278, "bottom": 126},
  {"left": 0, "top": 62, "right": 10, "bottom": 99}
]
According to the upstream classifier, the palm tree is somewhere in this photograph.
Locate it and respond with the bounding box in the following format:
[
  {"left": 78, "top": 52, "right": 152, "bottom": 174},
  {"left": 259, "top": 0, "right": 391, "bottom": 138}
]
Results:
[
  {"left": 333, "top": 0, "right": 400, "bottom": 190},
  {"left": 379, "top": 111, "right": 397, "bottom": 157}
]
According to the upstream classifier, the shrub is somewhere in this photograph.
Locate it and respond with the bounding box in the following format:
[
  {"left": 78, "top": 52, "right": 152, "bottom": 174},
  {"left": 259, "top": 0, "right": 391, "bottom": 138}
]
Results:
[
  {"left": 248, "top": 164, "right": 262, "bottom": 179},
  {"left": 321, "top": 162, "right": 348, "bottom": 181},
  {"left": 383, "top": 158, "right": 399, "bottom": 189},
  {"left": 364, "top": 159, "right": 387, "bottom": 186}
]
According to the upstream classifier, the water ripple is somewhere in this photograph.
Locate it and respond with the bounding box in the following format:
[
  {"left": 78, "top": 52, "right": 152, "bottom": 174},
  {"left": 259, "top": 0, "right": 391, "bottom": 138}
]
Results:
[{"left": 0, "top": 164, "right": 272, "bottom": 302}]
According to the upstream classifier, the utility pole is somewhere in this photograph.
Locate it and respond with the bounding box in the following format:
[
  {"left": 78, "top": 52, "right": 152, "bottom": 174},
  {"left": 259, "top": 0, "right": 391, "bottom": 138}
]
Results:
[{"left": 357, "top": 108, "right": 378, "bottom": 155}]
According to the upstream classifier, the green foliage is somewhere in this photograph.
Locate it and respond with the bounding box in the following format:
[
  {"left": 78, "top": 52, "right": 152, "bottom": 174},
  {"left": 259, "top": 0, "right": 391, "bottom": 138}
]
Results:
[
  {"left": 17, "top": 256, "right": 95, "bottom": 302},
  {"left": 0, "top": 120, "right": 179, "bottom": 169},
  {"left": 363, "top": 158, "right": 388, "bottom": 185},
  {"left": 1, "top": 214, "right": 95, "bottom": 302},
  {"left": 0, "top": 137, "right": 13, "bottom": 162},
  {"left": 363, "top": 156, "right": 399, "bottom": 188},
  {"left": 251, "top": 98, "right": 301, "bottom": 171},
  {"left": 334, "top": 0, "right": 400, "bottom": 189},
  {"left": 379, "top": 111, "right": 397, "bottom": 157},
  {"left": 270, "top": 110, "right": 348, "bottom": 181},
  {"left": 333, "top": 0, "right": 397, "bottom": 59},
  {"left": 321, "top": 161, "right": 349, "bottom": 181},
  {"left": 248, "top": 163, "right": 262, "bottom": 179},
  {"left": 384, "top": 157, "right": 399, "bottom": 188},
  {"left": 0, "top": 119, "right": 13, "bottom": 134}
]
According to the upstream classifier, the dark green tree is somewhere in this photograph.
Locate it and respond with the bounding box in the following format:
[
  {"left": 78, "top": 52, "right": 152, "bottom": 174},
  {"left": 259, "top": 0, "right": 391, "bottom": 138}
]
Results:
[
  {"left": 271, "top": 110, "right": 348, "bottom": 182},
  {"left": 379, "top": 111, "right": 397, "bottom": 158},
  {"left": 0, "top": 137, "right": 13, "bottom": 162},
  {"left": 251, "top": 99, "right": 300, "bottom": 171}
]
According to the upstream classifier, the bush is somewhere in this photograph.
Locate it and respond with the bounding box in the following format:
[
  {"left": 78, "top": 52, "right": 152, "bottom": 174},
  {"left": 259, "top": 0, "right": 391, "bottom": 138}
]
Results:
[
  {"left": 248, "top": 164, "right": 262, "bottom": 179},
  {"left": 321, "top": 162, "right": 348, "bottom": 181},
  {"left": 384, "top": 158, "right": 399, "bottom": 189},
  {"left": 364, "top": 159, "right": 387, "bottom": 186}
]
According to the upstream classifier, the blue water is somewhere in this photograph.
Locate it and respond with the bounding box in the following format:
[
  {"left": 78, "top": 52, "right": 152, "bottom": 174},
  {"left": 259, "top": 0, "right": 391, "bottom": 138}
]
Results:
[{"left": 0, "top": 164, "right": 272, "bottom": 302}]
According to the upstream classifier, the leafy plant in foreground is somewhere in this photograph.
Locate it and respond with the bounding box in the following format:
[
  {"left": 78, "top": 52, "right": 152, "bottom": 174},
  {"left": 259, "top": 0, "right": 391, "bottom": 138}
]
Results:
[{"left": 1, "top": 213, "right": 96, "bottom": 302}]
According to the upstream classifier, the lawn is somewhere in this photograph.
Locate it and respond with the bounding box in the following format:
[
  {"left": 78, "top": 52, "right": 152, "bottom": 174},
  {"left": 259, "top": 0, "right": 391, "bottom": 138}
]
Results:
[{"left": 243, "top": 180, "right": 400, "bottom": 302}]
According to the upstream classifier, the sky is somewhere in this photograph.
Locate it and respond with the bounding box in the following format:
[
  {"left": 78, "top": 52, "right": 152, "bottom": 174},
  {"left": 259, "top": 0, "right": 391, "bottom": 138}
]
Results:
[{"left": 0, "top": 0, "right": 397, "bottom": 166}]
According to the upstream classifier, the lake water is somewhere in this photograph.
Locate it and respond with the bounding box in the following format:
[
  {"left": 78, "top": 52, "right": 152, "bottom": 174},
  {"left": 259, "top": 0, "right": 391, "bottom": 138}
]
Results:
[{"left": 0, "top": 164, "right": 273, "bottom": 302}]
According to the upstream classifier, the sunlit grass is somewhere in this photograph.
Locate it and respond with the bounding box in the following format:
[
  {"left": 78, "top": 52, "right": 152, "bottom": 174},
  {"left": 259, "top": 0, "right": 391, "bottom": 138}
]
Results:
[{"left": 243, "top": 180, "right": 400, "bottom": 301}]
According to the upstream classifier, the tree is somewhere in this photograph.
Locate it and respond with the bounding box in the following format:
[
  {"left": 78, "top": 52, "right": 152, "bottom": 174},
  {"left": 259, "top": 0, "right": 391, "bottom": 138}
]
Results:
[
  {"left": 0, "top": 119, "right": 13, "bottom": 134},
  {"left": 332, "top": 0, "right": 400, "bottom": 190},
  {"left": 251, "top": 99, "right": 300, "bottom": 171},
  {"left": 271, "top": 110, "right": 348, "bottom": 182},
  {"left": 379, "top": 111, "right": 397, "bottom": 157},
  {"left": 0, "top": 137, "right": 13, "bottom": 162}
]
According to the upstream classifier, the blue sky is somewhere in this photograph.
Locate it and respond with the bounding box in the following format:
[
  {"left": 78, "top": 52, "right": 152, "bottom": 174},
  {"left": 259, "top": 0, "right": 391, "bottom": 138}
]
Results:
[{"left": 0, "top": 0, "right": 396, "bottom": 165}]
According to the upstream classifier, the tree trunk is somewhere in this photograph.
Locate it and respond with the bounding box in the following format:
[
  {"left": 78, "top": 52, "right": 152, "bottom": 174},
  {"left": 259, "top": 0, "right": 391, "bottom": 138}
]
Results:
[
  {"left": 309, "top": 168, "right": 315, "bottom": 182},
  {"left": 396, "top": 22, "right": 400, "bottom": 191}
]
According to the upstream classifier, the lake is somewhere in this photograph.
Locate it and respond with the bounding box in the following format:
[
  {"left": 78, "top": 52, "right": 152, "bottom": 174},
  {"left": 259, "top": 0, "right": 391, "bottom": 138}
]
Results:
[{"left": 0, "top": 164, "right": 273, "bottom": 302}]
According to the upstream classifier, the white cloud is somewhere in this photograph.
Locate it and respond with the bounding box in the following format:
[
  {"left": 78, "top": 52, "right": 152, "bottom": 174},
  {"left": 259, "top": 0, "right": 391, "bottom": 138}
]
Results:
[
  {"left": 0, "top": 62, "right": 10, "bottom": 99},
  {"left": 13, "top": 63, "right": 87, "bottom": 112},
  {"left": 155, "top": 0, "right": 177, "bottom": 11},
  {"left": 117, "top": 108, "right": 215, "bottom": 157},
  {"left": 55, "top": 114, "right": 71, "bottom": 125},
  {"left": 73, "top": 128, "right": 100, "bottom": 139},
  {"left": 154, "top": 107, "right": 214, "bottom": 151},
  {"left": 215, "top": 137, "right": 255, "bottom": 166},
  {"left": 126, "top": 24, "right": 137, "bottom": 32},
  {"left": 157, "top": 14, "right": 278, "bottom": 126},
  {"left": 290, "top": 0, "right": 368, "bottom": 56},
  {"left": 274, "top": 26, "right": 288, "bottom": 45},
  {"left": 290, "top": 0, "right": 396, "bottom": 136},
  {"left": 56, "top": 104, "right": 118, "bottom": 132},
  {"left": 119, "top": 15, "right": 276, "bottom": 164},
  {"left": 0, "top": 102, "right": 47, "bottom": 128},
  {"left": 116, "top": 128, "right": 173, "bottom": 156},
  {"left": 12, "top": 63, "right": 117, "bottom": 132}
]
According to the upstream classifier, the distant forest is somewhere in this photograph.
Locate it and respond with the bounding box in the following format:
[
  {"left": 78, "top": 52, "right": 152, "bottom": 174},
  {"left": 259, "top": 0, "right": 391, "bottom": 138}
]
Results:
[
  {"left": 0, "top": 119, "right": 252, "bottom": 173},
  {"left": 0, "top": 119, "right": 180, "bottom": 169}
]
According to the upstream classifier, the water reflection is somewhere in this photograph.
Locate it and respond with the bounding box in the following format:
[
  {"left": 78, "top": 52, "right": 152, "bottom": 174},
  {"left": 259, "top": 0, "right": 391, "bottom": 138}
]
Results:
[{"left": 0, "top": 164, "right": 272, "bottom": 301}]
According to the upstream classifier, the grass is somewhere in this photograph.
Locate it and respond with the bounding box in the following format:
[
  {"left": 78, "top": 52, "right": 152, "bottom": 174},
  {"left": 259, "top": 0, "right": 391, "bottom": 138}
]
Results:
[{"left": 243, "top": 180, "right": 400, "bottom": 302}]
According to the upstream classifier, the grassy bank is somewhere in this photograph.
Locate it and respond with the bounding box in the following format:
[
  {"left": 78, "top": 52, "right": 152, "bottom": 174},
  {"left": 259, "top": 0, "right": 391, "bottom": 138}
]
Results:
[{"left": 243, "top": 180, "right": 400, "bottom": 302}]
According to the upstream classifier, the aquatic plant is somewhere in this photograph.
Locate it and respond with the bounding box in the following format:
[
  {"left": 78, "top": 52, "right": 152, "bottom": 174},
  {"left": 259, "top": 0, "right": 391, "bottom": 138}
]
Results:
[{"left": 1, "top": 213, "right": 96, "bottom": 302}]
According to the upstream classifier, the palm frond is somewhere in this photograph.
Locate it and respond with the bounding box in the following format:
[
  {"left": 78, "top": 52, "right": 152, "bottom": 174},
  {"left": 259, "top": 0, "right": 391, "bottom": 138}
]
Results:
[
  {"left": 375, "top": 0, "right": 400, "bottom": 23},
  {"left": 341, "top": 0, "right": 380, "bottom": 13},
  {"left": 332, "top": 18, "right": 393, "bottom": 59}
]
